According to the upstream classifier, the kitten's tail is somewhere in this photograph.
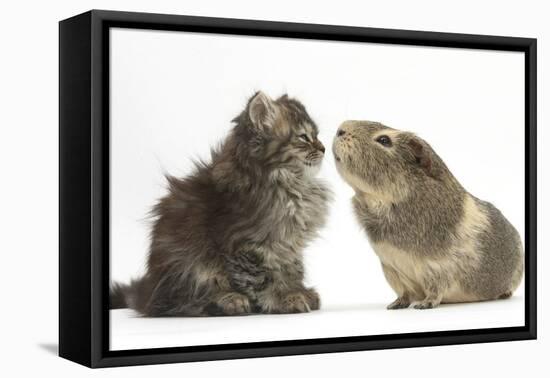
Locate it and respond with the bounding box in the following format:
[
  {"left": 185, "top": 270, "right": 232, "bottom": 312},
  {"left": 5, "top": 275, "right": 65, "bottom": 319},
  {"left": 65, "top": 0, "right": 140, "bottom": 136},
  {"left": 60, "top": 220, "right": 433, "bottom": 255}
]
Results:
[
  {"left": 110, "top": 277, "right": 151, "bottom": 312},
  {"left": 109, "top": 282, "right": 130, "bottom": 309}
]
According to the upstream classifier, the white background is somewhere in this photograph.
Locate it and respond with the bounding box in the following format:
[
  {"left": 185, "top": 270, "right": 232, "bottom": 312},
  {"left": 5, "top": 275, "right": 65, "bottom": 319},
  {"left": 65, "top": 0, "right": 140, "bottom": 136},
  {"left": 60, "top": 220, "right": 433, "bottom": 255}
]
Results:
[
  {"left": 0, "top": 0, "right": 547, "bottom": 376},
  {"left": 110, "top": 28, "right": 525, "bottom": 349}
]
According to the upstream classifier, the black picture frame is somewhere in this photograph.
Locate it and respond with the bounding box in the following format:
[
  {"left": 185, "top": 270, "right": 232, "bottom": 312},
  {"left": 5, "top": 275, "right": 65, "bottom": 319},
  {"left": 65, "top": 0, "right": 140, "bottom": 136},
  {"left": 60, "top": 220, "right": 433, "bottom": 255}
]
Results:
[{"left": 59, "top": 9, "right": 537, "bottom": 368}]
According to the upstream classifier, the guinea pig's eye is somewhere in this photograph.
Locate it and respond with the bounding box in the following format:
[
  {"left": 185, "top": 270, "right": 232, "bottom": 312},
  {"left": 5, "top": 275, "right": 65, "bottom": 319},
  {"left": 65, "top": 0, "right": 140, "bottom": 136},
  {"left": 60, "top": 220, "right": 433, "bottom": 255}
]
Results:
[
  {"left": 299, "top": 134, "right": 310, "bottom": 142},
  {"left": 376, "top": 135, "right": 392, "bottom": 147}
]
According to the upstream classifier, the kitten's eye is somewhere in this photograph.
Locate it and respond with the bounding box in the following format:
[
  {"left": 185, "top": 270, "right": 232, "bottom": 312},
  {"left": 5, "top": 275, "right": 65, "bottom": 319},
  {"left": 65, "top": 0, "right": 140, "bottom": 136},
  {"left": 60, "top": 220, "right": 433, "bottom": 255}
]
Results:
[
  {"left": 299, "top": 134, "right": 310, "bottom": 142},
  {"left": 376, "top": 135, "right": 392, "bottom": 147}
]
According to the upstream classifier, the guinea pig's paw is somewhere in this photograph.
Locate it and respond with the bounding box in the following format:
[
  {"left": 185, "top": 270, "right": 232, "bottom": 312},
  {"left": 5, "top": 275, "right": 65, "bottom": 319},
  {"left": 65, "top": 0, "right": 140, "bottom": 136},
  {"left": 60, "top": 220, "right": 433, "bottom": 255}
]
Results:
[
  {"left": 387, "top": 297, "right": 411, "bottom": 310},
  {"left": 412, "top": 299, "right": 440, "bottom": 310}
]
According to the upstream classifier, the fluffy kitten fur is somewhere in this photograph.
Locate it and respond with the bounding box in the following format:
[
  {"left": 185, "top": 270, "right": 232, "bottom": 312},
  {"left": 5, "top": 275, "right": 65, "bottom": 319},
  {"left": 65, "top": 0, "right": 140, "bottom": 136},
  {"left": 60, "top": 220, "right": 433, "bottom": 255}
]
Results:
[{"left": 110, "top": 92, "right": 331, "bottom": 316}]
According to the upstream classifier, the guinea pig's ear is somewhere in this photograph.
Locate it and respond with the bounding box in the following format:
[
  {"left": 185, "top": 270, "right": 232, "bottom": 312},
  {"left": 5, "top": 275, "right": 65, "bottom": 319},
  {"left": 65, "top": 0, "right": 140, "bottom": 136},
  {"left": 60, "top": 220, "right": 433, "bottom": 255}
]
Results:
[
  {"left": 407, "top": 138, "right": 438, "bottom": 179},
  {"left": 247, "top": 91, "right": 278, "bottom": 130}
]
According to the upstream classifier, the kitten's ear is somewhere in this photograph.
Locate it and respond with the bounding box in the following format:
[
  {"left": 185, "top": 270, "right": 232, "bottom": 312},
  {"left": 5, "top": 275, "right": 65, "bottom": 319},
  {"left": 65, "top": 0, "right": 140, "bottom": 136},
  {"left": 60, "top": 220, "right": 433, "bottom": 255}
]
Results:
[
  {"left": 406, "top": 137, "right": 438, "bottom": 179},
  {"left": 248, "top": 91, "right": 278, "bottom": 130}
]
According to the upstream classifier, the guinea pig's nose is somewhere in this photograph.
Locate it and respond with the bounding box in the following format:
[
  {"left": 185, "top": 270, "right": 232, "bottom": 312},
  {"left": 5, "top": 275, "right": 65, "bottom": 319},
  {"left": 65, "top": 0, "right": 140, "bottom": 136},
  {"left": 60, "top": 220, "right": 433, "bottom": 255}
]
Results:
[{"left": 337, "top": 129, "right": 346, "bottom": 137}]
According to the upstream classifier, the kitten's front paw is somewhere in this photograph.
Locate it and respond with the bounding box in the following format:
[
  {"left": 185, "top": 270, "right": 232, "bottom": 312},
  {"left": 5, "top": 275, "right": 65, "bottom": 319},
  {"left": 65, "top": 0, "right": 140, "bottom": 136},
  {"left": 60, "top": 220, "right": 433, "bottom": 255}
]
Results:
[
  {"left": 412, "top": 299, "right": 439, "bottom": 310},
  {"left": 216, "top": 292, "right": 251, "bottom": 315},
  {"left": 387, "top": 297, "right": 410, "bottom": 310},
  {"left": 279, "top": 292, "right": 312, "bottom": 314},
  {"left": 303, "top": 288, "right": 321, "bottom": 311}
]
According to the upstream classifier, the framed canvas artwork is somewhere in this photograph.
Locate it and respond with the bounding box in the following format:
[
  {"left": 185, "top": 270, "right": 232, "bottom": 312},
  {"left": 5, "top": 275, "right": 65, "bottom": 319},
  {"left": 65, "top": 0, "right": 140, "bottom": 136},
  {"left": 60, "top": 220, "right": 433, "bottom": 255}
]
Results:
[{"left": 59, "top": 10, "right": 537, "bottom": 368}]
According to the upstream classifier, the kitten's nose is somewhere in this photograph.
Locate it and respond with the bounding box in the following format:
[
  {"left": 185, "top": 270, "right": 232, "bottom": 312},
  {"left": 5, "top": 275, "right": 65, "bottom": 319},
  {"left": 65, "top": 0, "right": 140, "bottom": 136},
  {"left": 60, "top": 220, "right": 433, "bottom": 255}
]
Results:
[
  {"left": 313, "top": 139, "right": 325, "bottom": 154},
  {"left": 337, "top": 129, "right": 346, "bottom": 137}
]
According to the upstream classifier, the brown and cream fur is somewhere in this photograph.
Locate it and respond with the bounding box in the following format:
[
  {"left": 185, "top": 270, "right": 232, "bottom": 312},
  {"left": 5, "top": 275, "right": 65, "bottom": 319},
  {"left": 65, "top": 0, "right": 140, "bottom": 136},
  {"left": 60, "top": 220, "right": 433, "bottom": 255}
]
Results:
[
  {"left": 110, "top": 92, "right": 331, "bottom": 316},
  {"left": 333, "top": 120, "right": 524, "bottom": 309}
]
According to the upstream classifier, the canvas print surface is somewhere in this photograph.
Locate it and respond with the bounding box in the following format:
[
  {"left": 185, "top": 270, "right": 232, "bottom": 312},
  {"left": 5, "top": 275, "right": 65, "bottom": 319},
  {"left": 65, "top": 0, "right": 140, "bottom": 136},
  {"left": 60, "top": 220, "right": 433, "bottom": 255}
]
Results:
[{"left": 109, "top": 27, "right": 525, "bottom": 350}]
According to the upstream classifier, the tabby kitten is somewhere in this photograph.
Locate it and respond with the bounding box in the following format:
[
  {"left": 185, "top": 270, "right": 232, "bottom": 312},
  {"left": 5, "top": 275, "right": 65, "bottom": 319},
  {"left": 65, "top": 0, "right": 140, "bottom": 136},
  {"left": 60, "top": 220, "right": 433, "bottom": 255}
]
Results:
[{"left": 110, "top": 91, "right": 331, "bottom": 316}]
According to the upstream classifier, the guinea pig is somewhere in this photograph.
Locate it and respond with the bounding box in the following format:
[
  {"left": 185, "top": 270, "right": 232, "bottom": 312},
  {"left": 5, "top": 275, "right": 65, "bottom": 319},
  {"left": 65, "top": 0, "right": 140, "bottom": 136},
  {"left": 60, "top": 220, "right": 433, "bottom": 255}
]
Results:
[{"left": 332, "top": 120, "right": 524, "bottom": 309}]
